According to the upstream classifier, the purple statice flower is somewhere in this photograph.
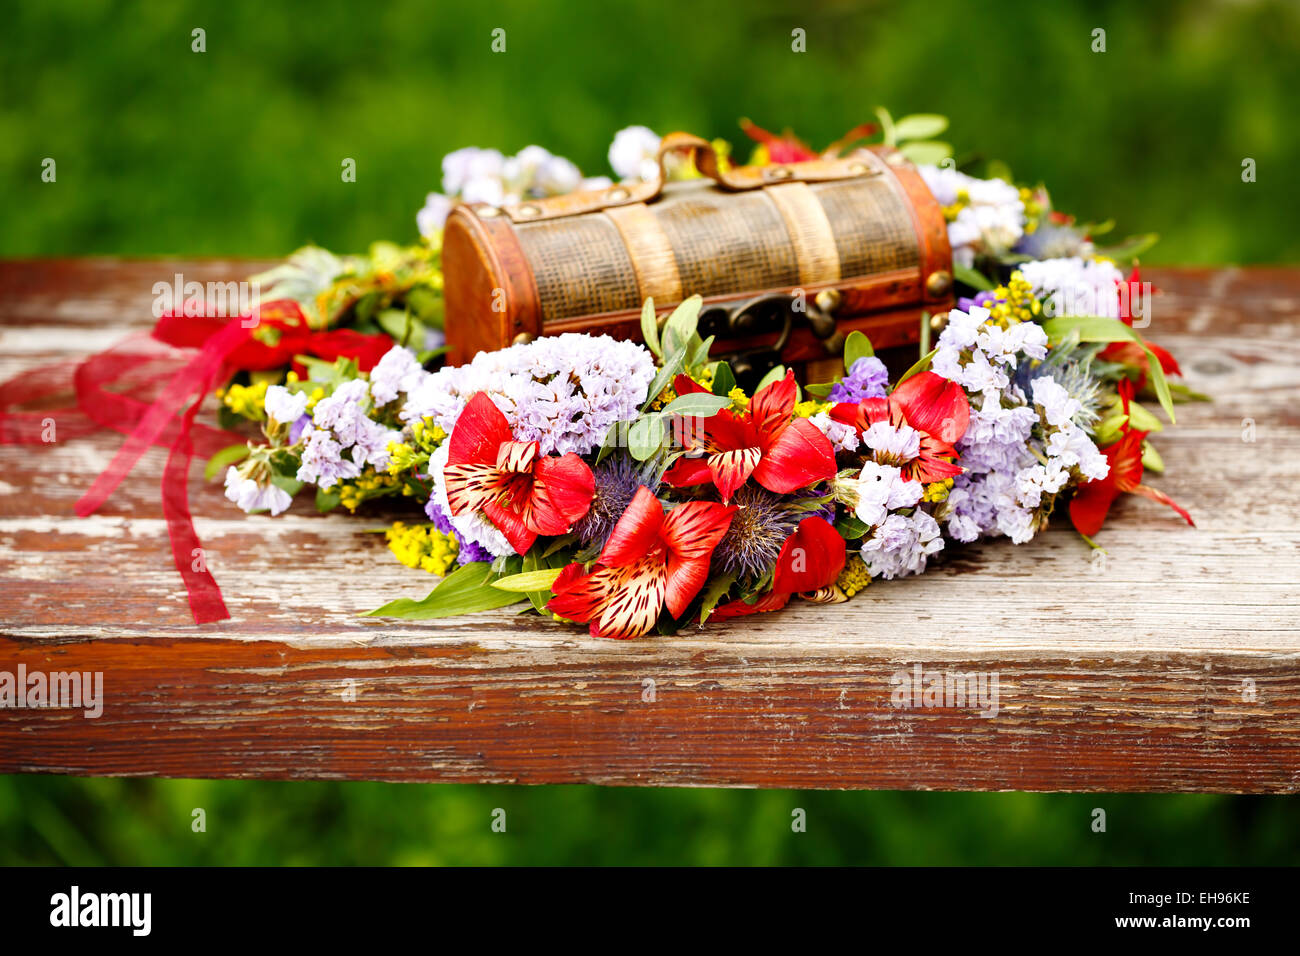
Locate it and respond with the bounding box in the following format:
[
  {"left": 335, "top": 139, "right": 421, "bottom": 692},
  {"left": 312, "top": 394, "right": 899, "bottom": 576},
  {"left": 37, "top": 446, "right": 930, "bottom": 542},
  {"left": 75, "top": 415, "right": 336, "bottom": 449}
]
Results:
[
  {"left": 288, "top": 414, "right": 312, "bottom": 444},
  {"left": 713, "top": 484, "right": 802, "bottom": 581},
  {"left": 368, "top": 346, "right": 425, "bottom": 407},
  {"left": 401, "top": 333, "right": 656, "bottom": 456},
  {"left": 572, "top": 455, "right": 657, "bottom": 549},
  {"left": 828, "top": 356, "right": 889, "bottom": 404},
  {"left": 424, "top": 482, "right": 502, "bottom": 566},
  {"left": 296, "top": 427, "right": 361, "bottom": 490},
  {"left": 957, "top": 290, "right": 997, "bottom": 312}
]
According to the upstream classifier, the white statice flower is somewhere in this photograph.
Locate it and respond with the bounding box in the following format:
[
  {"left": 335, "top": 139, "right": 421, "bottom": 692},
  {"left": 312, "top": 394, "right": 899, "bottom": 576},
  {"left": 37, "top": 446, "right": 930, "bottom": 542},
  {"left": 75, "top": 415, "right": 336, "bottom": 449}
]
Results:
[
  {"left": 1018, "top": 256, "right": 1124, "bottom": 319},
  {"left": 416, "top": 193, "right": 454, "bottom": 237},
  {"left": 809, "top": 411, "right": 859, "bottom": 453},
  {"left": 861, "top": 510, "right": 944, "bottom": 579},
  {"left": 224, "top": 466, "right": 292, "bottom": 516},
  {"left": 918, "top": 165, "right": 1025, "bottom": 267},
  {"left": 302, "top": 378, "right": 401, "bottom": 477},
  {"left": 368, "top": 345, "right": 425, "bottom": 407},
  {"left": 608, "top": 125, "right": 661, "bottom": 182},
  {"left": 932, "top": 306, "right": 1047, "bottom": 394},
  {"left": 442, "top": 147, "right": 507, "bottom": 197},
  {"left": 401, "top": 333, "right": 656, "bottom": 456},
  {"left": 862, "top": 420, "right": 922, "bottom": 465},
  {"left": 427, "top": 442, "right": 513, "bottom": 558},
  {"left": 264, "top": 384, "right": 308, "bottom": 426},
  {"left": 850, "top": 461, "right": 924, "bottom": 527},
  {"left": 1030, "top": 376, "right": 1080, "bottom": 428}
]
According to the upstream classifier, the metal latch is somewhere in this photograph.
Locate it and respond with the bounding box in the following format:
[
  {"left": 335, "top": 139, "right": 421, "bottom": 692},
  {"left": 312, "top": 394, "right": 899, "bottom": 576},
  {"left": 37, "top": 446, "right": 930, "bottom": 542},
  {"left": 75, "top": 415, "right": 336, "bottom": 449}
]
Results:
[{"left": 699, "top": 291, "right": 844, "bottom": 390}]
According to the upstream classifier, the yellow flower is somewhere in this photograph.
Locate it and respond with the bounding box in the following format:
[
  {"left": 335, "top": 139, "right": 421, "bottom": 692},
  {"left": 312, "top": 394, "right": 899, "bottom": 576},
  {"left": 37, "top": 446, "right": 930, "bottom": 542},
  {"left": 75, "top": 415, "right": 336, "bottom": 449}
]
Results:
[
  {"left": 836, "top": 555, "right": 872, "bottom": 598},
  {"left": 794, "top": 398, "right": 828, "bottom": 419},
  {"left": 922, "top": 477, "right": 955, "bottom": 503},
  {"left": 221, "top": 380, "right": 269, "bottom": 421},
  {"left": 728, "top": 387, "right": 750, "bottom": 412},
  {"left": 385, "top": 521, "right": 458, "bottom": 577}
]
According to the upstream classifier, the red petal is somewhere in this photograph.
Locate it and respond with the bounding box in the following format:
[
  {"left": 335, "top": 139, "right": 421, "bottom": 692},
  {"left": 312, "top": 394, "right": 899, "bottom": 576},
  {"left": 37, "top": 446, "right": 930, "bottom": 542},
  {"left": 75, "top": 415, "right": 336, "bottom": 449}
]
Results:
[
  {"left": 890, "top": 372, "right": 970, "bottom": 444},
  {"left": 672, "top": 373, "right": 710, "bottom": 396},
  {"left": 749, "top": 369, "right": 797, "bottom": 444},
  {"left": 772, "top": 516, "right": 846, "bottom": 594},
  {"left": 531, "top": 453, "right": 595, "bottom": 527},
  {"left": 663, "top": 554, "right": 712, "bottom": 620},
  {"left": 709, "top": 590, "right": 791, "bottom": 621},
  {"left": 662, "top": 456, "right": 713, "bottom": 488},
  {"left": 661, "top": 500, "right": 736, "bottom": 562},
  {"left": 547, "top": 563, "right": 609, "bottom": 625},
  {"left": 442, "top": 461, "right": 505, "bottom": 516},
  {"left": 707, "top": 447, "right": 761, "bottom": 502},
  {"left": 752, "top": 418, "right": 837, "bottom": 494},
  {"left": 1068, "top": 478, "right": 1121, "bottom": 537},
  {"left": 449, "top": 392, "right": 512, "bottom": 467},
  {"left": 482, "top": 497, "right": 538, "bottom": 555},
  {"left": 591, "top": 555, "right": 668, "bottom": 639},
  {"left": 1132, "top": 483, "right": 1195, "bottom": 527},
  {"left": 661, "top": 500, "right": 736, "bottom": 617},
  {"left": 598, "top": 485, "right": 665, "bottom": 567}
]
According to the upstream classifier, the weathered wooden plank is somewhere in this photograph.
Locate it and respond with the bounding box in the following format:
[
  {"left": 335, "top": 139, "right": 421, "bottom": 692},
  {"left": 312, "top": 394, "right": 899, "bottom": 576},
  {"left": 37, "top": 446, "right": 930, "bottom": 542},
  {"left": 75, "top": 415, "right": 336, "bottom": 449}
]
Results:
[{"left": 0, "top": 261, "right": 1298, "bottom": 791}]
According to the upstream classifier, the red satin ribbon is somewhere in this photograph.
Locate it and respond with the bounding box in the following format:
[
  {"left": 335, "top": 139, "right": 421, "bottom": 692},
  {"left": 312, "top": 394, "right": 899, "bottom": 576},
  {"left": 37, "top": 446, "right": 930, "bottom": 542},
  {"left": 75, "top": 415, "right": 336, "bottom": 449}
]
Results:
[{"left": 1, "top": 301, "right": 396, "bottom": 624}]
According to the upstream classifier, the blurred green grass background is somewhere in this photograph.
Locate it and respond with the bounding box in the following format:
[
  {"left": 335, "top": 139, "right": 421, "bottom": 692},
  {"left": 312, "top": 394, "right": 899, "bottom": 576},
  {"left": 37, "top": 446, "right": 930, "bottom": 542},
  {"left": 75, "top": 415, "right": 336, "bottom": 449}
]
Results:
[{"left": 3, "top": 0, "right": 1299, "bottom": 865}]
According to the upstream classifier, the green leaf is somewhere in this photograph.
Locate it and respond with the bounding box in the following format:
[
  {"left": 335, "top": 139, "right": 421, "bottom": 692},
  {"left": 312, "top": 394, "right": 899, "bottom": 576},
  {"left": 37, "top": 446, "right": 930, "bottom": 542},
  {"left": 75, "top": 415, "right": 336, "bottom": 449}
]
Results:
[
  {"left": 366, "top": 562, "right": 525, "bottom": 620},
  {"left": 874, "top": 106, "right": 896, "bottom": 146},
  {"left": 1168, "top": 382, "right": 1211, "bottom": 403},
  {"left": 1126, "top": 399, "right": 1164, "bottom": 434},
  {"left": 663, "top": 295, "right": 702, "bottom": 354},
  {"left": 893, "top": 113, "right": 949, "bottom": 140},
  {"left": 844, "top": 330, "right": 874, "bottom": 370},
  {"left": 835, "top": 515, "right": 870, "bottom": 540},
  {"left": 1097, "top": 232, "right": 1159, "bottom": 264},
  {"left": 688, "top": 334, "right": 715, "bottom": 369},
  {"left": 711, "top": 361, "right": 736, "bottom": 397},
  {"left": 628, "top": 414, "right": 665, "bottom": 461},
  {"left": 1141, "top": 440, "right": 1165, "bottom": 475},
  {"left": 491, "top": 567, "right": 566, "bottom": 594},
  {"left": 953, "top": 263, "right": 995, "bottom": 292},
  {"left": 203, "top": 443, "right": 249, "bottom": 481},
  {"left": 660, "top": 392, "right": 730, "bottom": 418},
  {"left": 640, "top": 298, "right": 661, "bottom": 357},
  {"left": 896, "top": 348, "right": 937, "bottom": 385},
  {"left": 698, "top": 571, "right": 738, "bottom": 625},
  {"left": 804, "top": 382, "right": 835, "bottom": 398},
  {"left": 1039, "top": 315, "right": 1176, "bottom": 422},
  {"left": 639, "top": 348, "right": 686, "bottom": 413},
  {"left": 898, "top": 141, "right": 953, "bottom": 166},
  {"left": 315, "top": 486, "right": 341, "bottom": 513},
  {"left": 755, "top": 364, "right": 787, "bottom": 392},
  {"left": 1143, "top": 347, "right": 1176, "bottom": 424}
]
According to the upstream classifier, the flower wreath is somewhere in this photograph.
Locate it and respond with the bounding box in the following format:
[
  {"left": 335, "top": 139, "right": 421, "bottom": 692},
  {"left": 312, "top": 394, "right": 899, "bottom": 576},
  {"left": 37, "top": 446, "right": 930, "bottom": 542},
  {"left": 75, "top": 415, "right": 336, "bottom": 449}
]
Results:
[{"left": 1, "top": 114, "right": 1199, "bottom": 635}]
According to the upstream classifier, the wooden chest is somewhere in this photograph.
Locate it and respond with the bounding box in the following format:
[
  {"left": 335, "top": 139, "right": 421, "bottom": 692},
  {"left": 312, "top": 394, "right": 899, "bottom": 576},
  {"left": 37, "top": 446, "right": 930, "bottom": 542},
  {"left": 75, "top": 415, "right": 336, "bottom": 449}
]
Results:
[{"left": 442, "top": 132, "right": 952, "bottom": 383}]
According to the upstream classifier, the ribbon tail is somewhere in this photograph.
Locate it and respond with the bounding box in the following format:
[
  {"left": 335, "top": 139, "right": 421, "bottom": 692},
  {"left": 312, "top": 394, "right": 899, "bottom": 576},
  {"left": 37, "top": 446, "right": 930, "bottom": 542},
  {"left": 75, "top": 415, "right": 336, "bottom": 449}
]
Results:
[{"left": 163, "top": 388, "right": 230, "bottom": 624}]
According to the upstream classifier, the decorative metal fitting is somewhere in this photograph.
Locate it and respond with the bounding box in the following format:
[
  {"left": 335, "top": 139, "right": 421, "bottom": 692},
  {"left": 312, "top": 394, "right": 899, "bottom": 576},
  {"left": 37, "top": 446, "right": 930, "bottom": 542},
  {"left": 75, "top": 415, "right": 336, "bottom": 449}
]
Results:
[{"left": 926, "top": 269, "right": 953, "bottom": 297}]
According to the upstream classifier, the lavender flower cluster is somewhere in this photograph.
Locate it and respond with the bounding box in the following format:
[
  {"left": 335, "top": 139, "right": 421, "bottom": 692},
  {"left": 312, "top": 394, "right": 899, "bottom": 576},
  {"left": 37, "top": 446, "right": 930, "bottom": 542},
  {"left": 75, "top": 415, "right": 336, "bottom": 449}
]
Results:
[
  {"left": 399, "top": 334, "right": 657, "bottom": 456},
  {"left": 936, "top": 306, "right": 1109, "bottom": 544}
]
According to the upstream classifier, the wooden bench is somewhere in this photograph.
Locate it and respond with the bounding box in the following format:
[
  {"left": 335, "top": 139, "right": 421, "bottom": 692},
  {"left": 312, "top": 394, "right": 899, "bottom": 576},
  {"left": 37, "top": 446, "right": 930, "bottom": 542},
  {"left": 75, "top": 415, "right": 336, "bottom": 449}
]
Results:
[{"left": 1, "top": 260, "right": 1297, "bottom": 792}]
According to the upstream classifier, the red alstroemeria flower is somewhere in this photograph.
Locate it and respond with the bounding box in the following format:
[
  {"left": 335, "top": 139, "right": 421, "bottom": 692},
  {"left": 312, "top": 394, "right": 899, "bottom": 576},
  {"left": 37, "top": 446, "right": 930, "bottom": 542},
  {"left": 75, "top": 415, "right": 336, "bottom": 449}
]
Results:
[
  {"left": 663, "top": 371, "right": 837, "bottom": 502},
  {"left": 1069, "top": 380, "right": 1194, "bottom": 536},
  {"left": 444, "top": 392, "right": 595, "bottom": 555},
  {"left": 831, "top": 370, "right": 970, "bottom": 484},
  {"left": 547, "top": 487, "right": 735, "bottom": 639},
  {"left": 1099, "top": 267, "right": 1182, "bottom": 390},
  {"left": 740, "top": 119, "right": 819, "bottom": 163},
  {"left": 741, "top": 120, "right": 880, "bottom": 162},
  {"left": 710, "top": 515, "right": 847, "bottom": 621}
]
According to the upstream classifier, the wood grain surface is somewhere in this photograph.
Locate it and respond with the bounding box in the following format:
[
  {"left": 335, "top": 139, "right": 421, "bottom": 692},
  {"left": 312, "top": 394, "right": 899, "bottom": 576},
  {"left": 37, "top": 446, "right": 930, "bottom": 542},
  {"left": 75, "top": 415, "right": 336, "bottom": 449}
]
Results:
[{"left": 1, "top": 260, "right": 1297, "bottom": 791}]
